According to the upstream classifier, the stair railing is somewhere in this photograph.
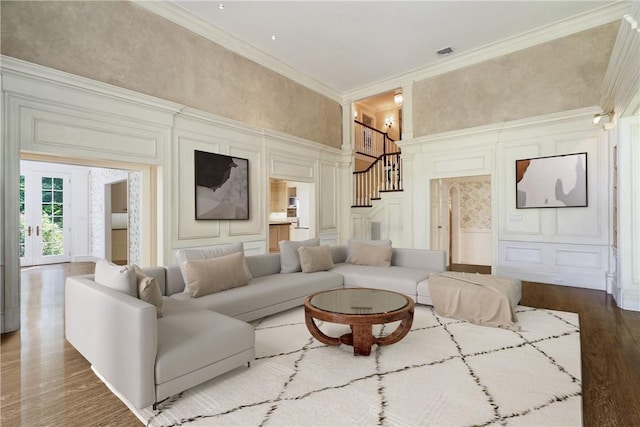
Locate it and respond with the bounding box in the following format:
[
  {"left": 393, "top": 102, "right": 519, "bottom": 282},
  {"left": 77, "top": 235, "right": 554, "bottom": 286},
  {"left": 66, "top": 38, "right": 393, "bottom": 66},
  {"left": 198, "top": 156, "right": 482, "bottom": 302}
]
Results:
[
  {"left": 354, "top": 120, "right": 400, "bottom": 158},
  {"left": 353, "top": 152, "right": 402, "bottom": 207}
]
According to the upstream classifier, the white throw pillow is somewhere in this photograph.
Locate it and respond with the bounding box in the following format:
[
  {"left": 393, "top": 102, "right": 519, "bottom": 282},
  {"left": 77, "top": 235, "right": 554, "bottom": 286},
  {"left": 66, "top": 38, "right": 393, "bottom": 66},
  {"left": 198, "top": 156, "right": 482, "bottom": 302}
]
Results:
[
  {"left": 279, "top": 238, "right": 320, "bottom": 273},
  {"left": 346, "top": 238, "right": 392, "bottom": 264},
  {"left": 175, "top": 242, "right": 252, "bottom": 284},
  {"left": 349, "top": 241, "right": 393, "bottom": 267},
  {"left": 131, "top": 264, "right": 163, "bottom": 318},
  {"left": 298, "top": 245, "right": 334, "bottom": 273},
  {"left": 94, "top": 260, "right": 137, "bottom": 296},
  {"left": 181, "top": 251, "right": 251, "bottom": 298}
]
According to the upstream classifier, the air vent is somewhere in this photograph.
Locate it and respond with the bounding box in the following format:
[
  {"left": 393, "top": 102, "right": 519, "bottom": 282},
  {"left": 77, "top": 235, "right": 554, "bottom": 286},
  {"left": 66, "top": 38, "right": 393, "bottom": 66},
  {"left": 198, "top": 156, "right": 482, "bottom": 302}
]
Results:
[{"left": 436, "top": 46, "right": 454, "bottom": 56}]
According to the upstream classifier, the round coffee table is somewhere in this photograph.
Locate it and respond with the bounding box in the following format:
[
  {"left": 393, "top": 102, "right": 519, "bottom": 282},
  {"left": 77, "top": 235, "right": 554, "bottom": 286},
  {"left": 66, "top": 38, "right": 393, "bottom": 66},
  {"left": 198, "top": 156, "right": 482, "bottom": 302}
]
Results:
[{"left": 304, "top": 288, "right": 414, "bottom": 356}]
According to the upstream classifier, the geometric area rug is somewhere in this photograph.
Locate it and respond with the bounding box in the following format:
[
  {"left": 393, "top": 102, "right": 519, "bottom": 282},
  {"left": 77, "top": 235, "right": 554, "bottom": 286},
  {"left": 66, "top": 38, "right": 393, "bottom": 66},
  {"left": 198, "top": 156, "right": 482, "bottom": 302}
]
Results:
[{"left": 126, "top": 305, "right": 581, "bottom": 427}]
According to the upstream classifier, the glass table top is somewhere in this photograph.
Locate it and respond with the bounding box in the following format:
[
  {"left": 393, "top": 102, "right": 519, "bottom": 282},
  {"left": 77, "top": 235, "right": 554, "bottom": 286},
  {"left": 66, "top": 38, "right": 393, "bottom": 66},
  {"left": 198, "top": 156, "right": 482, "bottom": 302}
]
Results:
[{"left": 309, "top": 288, "right": 409, "bottom": 315}]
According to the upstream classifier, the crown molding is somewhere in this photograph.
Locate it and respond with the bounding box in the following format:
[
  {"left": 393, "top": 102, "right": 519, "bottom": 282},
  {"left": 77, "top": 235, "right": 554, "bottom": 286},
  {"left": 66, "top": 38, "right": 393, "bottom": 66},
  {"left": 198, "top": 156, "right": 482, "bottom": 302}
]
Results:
[
  {"left": 344, "top": 1, "right": 631, "bottom": 102},
  {"left": 601, "top": 0, "right": 640, "bottom": 118},
  {"left": 132, "top": 1, "right": 342, "bottom": 103}
]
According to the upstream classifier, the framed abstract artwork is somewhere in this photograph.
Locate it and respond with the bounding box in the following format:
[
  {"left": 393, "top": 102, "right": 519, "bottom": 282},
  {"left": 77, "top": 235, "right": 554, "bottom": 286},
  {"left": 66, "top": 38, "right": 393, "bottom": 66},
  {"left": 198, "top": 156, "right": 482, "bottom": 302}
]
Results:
[
  {"left": 515, "top": 152, "right": 587, "bottom": 209},
  {"left": 194, "top": 150, "right": 249, "bottom": 220}
]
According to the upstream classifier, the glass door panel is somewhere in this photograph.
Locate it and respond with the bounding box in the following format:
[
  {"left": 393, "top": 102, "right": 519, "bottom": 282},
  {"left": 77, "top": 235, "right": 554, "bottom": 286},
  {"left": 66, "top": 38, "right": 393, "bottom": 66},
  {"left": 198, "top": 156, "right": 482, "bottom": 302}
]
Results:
[{"left": 20, "top": 172, "right": 70, "bottom": 266}]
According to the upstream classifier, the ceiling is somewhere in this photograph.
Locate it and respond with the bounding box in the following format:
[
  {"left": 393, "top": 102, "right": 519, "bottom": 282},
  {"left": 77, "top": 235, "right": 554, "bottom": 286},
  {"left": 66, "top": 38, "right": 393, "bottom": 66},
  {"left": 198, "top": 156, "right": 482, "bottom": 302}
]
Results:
[{"left": 171, "top": 1, "right": 615, "bottom": 96}]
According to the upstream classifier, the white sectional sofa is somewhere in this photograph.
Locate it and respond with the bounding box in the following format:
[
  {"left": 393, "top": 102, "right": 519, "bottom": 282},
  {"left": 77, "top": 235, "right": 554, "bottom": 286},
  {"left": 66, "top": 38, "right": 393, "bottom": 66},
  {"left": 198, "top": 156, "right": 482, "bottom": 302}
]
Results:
[{"left": 65, "top": 244, "right": 446, "bottom": 409}]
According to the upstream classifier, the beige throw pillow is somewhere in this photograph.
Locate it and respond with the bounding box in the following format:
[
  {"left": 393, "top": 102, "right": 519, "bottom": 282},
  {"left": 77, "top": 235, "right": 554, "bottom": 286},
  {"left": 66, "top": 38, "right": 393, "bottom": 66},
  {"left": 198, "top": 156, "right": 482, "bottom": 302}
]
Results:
[
  {"left": 175, "top": 242, "right": 252, "bottom": 283},
  {"left": 349, "top": 241, "right": 393, "bottom": 267},
  {"left": 279, "top": 238, "right": 320, "bottom": 273},
  {"left": 345, "top": 239, "right": 392, "bottom": 263},
  {"left": 298, "top": 245, "right": 334, "bottom": 273},
  {"left": 132, "top": 264, "right": 163, "bottom": 318},
  {"left": 181, "top": 251, "right": 251, "bottom": 298}
]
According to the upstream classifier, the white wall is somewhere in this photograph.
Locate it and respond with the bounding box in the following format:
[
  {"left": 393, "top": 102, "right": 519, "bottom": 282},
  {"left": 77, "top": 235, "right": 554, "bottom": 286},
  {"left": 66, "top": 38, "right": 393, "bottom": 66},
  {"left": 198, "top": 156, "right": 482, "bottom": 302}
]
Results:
[
  {"left": 364, "top": 107, "right": 611, "bottom": 291},
  {"left": 2, "top": 58, "right": 348, "bottom": 267},
  {"left": 615, "top": 115, "right": 640, "bottom": 311}
]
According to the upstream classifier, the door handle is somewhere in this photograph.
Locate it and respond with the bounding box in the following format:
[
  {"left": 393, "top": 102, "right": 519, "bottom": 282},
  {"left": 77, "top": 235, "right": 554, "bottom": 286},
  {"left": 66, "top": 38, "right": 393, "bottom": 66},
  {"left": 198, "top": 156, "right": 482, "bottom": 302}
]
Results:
[
  {"left": 27, "top": 226, "right": 32, "bottom": 236},
  {"left": 36, "top": 226, "right": 40, "bottom": 236}
]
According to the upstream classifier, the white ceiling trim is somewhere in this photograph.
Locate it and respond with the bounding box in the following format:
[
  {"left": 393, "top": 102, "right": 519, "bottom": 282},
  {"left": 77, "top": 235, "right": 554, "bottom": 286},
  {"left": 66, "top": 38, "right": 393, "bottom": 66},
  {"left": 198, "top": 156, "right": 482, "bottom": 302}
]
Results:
[
  {"left": 132, "top": 0, "right": 342, "bottom": 103},
  {"left": 343, "top": 2, "right": 631, "bottom": 102}
]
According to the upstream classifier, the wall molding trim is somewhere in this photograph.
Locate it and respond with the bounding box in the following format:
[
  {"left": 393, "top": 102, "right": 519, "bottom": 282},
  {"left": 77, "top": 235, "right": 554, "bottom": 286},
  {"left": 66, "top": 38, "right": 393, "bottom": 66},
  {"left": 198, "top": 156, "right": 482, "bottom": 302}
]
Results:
[
  {"left": 1, "top": 55, "right": 183, "bottom": 117},
  {"left": 401, "top": 106, "right": 602, "bottom": 150},
  {"left": 132, "top": 1, "right": 341, "bottom": 103}
]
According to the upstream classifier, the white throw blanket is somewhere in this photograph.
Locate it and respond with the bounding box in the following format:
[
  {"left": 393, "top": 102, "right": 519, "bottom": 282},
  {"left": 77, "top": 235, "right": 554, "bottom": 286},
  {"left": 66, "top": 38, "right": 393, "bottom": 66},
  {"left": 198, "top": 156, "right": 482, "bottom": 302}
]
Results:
[{"left": 428, "top": 272, "right": 520, "bottom": 331}]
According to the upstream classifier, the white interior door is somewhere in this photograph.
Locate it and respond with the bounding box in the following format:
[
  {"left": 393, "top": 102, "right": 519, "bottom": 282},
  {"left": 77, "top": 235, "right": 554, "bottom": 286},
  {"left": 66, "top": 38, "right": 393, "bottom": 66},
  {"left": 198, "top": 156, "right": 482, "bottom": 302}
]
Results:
[{"left": 20, "top": 172, "right": 71, "bottom": 266}]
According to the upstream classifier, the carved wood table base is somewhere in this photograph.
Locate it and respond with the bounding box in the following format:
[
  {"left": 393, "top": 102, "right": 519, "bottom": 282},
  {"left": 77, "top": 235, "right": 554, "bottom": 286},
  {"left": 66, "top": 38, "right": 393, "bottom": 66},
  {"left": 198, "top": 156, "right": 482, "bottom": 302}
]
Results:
[{"left": 304, "top": 289, "right": 414, "bottom": 356}]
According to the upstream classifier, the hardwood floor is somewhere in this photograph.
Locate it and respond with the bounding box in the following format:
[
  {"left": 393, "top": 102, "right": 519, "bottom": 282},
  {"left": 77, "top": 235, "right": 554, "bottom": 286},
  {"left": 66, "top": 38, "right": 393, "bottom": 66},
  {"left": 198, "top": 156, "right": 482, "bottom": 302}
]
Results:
[
  {"left": 1, "top": 263, "right": 141, "bottom": 426},
  {"left": 520, "top": 282, "right": 640, "bottom": 427},
  {"left": 1, "top": 263, "right": 639, "bottom": 426}
]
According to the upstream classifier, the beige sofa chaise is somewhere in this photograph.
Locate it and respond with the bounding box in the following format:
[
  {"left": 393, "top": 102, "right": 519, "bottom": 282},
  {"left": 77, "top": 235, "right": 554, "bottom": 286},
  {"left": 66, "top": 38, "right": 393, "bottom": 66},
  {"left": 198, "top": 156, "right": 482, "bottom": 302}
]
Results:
[{"left": 65, "top": 243, "right": 447, "bottom": 409}]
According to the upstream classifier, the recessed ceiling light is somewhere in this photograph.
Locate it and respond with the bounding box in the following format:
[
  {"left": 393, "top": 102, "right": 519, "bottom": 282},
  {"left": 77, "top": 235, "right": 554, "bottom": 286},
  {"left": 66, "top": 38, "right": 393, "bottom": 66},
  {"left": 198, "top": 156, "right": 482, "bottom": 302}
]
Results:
[
  {"left": 271, "top": 35, "right": 276, "bottom": 41},
  {"left": 218, "top": 4, "right": 224, "bottom": 10},
  {"left": 436, "top": 46, "right": 454, "bottom": 56}
]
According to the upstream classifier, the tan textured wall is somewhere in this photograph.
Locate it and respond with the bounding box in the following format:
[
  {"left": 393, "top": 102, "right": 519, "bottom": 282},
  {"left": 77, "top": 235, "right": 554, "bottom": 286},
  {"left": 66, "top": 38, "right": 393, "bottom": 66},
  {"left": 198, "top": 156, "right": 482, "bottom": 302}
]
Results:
[
  {"left": 1, "top": 1, "right": 342, "bottom": 148},
  {"left": 413, "top": 22, "right": 619, "bottom": 136}
]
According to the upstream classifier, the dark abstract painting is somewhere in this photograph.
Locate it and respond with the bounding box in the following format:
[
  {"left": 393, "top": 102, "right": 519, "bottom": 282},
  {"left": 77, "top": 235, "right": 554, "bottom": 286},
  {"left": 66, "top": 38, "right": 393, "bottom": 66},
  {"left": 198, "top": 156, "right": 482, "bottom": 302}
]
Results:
[{"left": 194, "top": 150, "right": 249, "bottom": 220}]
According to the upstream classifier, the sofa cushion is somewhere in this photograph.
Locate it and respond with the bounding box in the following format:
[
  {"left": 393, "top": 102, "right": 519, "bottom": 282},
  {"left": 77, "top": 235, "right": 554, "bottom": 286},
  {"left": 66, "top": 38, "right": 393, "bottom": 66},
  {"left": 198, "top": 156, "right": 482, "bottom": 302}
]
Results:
[
  {"left": 94, "top": 260, "right": 137, "bottom": 297},
  {"left": 346, "top": 239, "right": 392, "bottom": 263},
  {"left": 349, "top": 241, "right": 393, "bottom": 267},
  {"left": 331, "top": 263, "right": 434, "bottom": 296},
  {"left": 244, "top": 253, "right": 282, "bottom": 278},
  {"left": 298, "top": 245, "right": 334, "bottom": 273},
  {"left": 279, "top": 238, "right": 320, "bottom": 273},
  {"left": 155, "top": 298, "right": 254, "bottom": 385},
  {"left": 171, "top": 271, "right": 343, "bottom": 318},
  {"left": 175, "top": 242, "right": 252, "bottom": 281},
  {"left": 132, "top": 264, "right": 163, "bottom": 318},
  {"left": 181, "top": 252, "right": 251, "bottom": 298}
]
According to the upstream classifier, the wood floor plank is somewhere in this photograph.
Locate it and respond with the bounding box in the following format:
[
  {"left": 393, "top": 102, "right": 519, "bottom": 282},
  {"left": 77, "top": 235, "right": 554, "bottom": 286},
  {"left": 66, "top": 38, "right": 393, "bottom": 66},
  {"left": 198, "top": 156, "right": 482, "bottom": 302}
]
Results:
[{"left": 1, "top": 263, "right": 639, "bottom": 426}]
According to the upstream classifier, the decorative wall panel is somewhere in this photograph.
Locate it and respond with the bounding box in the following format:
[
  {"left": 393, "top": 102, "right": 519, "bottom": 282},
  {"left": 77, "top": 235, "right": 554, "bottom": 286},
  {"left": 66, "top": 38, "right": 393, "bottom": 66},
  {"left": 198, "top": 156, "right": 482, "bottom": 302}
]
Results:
[
  {"left": 319, "top": 163, "right": 338, "bottom": 232},
  {"left": 555, "top": 250, "right": 601, "bottom": 268},
  {"left": 270, "top": 157, "right": 315, "bottom": 182},
  {"left": 175, "top": 135, "right": 222, "bottom": 241},
  {"left": 504, "top": 246, "right": 543, "bottom": 264},
  {"left": 433, "top": 154, "right": 486, "bottom": 176},
  {"left": 23, "top": 109, "right": 158, "bottom": 161}
]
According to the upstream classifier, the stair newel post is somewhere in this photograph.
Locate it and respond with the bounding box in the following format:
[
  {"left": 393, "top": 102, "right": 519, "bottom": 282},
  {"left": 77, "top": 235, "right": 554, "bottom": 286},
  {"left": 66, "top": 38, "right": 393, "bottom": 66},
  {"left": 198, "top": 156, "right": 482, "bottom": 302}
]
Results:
[
  {"left": 398, "top": 154, "right": 402, "bottom": 191},
  {"left": 384, "top": 155, "right": 389, "bottom": 191},
  {"left": 365, "top": 169, "right": 369, "bottom": 206},
  {"left": 376, "top": 158, "right": 380, "bottom": 198},
  {"left": 353, "top": 172, "right": 360, "bottom": 206}
]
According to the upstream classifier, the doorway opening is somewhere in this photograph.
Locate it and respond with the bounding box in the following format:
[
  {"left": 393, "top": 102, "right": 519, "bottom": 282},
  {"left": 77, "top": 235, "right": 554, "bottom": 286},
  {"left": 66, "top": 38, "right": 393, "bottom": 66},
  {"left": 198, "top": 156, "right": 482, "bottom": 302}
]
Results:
[
  {"left": 19, "top": 155, "right": 157, "bottom": 268},
  {"left": 430, "top": 175, "right": 492, "bottom": 270},
  {"left": 268, "top": 179, "right": 315, "bottom": 252}
]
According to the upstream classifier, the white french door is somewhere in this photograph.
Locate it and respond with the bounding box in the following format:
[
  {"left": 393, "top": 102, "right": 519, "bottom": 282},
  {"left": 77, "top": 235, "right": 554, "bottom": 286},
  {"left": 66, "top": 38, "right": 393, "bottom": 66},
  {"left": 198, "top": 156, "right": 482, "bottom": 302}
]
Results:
[{"left": 20, "top": 172, "right": 71, "bottom": 266}]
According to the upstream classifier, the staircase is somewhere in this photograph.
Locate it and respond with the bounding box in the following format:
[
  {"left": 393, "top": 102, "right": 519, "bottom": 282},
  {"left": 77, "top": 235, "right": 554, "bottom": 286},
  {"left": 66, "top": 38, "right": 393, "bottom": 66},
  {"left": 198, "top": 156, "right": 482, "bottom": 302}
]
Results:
[{"left": 352, "top": 121, "right": 403, "bottom": 207}]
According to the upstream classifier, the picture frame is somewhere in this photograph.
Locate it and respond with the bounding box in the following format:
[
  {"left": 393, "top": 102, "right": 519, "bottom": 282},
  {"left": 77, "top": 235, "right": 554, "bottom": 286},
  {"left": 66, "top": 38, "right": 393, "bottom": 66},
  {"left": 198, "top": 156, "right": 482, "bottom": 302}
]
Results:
[
  {"left": 515, "top": 152, "right": 587, "bottom": 209},
  {"left": 194, "top": 150, "right": 249, "bottom": 220}
]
